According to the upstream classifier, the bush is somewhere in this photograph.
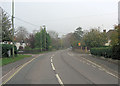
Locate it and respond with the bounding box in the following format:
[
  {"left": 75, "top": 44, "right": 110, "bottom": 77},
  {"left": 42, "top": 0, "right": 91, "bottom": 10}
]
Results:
[
  {"left": 112, "top": 44, "right": 120, "bottom": 60},
  {"left": 19, "top": 46, "right": 23, "bottom": 50},
  {"left": 90, "top": 47, "right": 112, "bottom": 58},
  {"left": 2, "top": 44, "right": 17, "bottom": 57}
]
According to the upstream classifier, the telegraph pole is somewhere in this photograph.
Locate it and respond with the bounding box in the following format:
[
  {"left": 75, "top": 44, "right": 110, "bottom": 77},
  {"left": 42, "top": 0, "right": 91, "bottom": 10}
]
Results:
[
  {"left": 43, "top": 25, "right": 46, "bottom": 51},
  {"left": 40, "top": 26, "right": 42, "bottom": 51},
  {"left": 12, "top": 0, "right": 15, "bottom": 57}
]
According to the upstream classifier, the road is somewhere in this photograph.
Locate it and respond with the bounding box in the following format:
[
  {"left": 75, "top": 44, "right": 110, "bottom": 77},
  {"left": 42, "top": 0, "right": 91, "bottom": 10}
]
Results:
[{"left": 3, "top": 49, "right": 119, "bottom": 85}]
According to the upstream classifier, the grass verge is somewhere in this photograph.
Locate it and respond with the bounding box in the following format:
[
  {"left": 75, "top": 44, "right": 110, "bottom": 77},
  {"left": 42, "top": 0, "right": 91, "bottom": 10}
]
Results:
[{"left": 0, "top": 54, "right": 32, "bottom": 66}]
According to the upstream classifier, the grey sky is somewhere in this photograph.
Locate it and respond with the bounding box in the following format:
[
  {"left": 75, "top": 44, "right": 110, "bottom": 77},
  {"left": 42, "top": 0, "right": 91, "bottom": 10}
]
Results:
[{"left": 0, "top": 0, "right": 119, "bottom": 36}]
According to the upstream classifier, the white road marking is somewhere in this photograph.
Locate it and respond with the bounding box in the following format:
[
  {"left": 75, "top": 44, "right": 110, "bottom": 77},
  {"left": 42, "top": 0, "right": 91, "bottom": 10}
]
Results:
[
  {"left": 50, "top": 55, "right": 64, "bottom": 85},
  {"left": 105, "top": 71, "right": 118, "bottom": 78},
  {"left": 81, "top": 57, "right": 119, "bottom": 79},
  {"left": 87, "top": 63, "right": 90, "bottom": 65},
  {"left": 51, "top": 59, "right": 53, "bottom": 63},
  {"left": 51, "top": 57, "right": 53, "bottom": 59},
  {"left": 81, "top": 57, "right": 101, "bottom": 68},
  {"left": 1, "top": 55, "right": 41, "bottom": 81},
  {"left": 51, "top": 63, "right": 56, "bottom": 71},
  {"left": 92, "top": 65, "right": 96, "bottom": 68},
  {"left": 67, "top": 52, "right": 73, "bottom": 56},
  {"left": 56, "top": 74, "right": 64, "bottom": 85},
  {"left": 0, "top": 68, "right": 14, "bottom": 80},
  {"left": 2, "top": 57, "right": 36, "bottom": 85},
  {"left": 98, "top": 68, "right": 104, "bottom": 71}
]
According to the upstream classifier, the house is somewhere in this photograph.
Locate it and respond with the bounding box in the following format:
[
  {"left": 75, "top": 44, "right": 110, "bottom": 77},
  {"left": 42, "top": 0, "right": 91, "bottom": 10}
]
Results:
[
  {"left": 105, "top": 29, "right": 117, "bottom": 46},
  {"left": 1, "top": 41, "right": 26, "bottom": 50},
  {"left": 15, "top": 42, "right": 26, "bottom": 50}
]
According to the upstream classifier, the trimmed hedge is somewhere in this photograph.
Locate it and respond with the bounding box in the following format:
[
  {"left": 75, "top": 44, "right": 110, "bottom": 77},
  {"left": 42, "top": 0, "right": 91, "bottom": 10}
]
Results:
[
  {"left": 90, "top": 47, "right": 112, "bottom": 58},
  {"left": 112, "top": 44, "right": 120, "bottom": 59},
  {"left": 90, "top": 46, "right": 120, "bottom": 60},
  {"left": 1, "top": 44, "right": 17, "bottom": 57}
]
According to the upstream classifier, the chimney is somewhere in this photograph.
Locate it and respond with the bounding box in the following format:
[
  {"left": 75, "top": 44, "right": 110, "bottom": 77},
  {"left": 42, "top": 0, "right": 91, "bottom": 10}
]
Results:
[{"left": 103, "top": 29, "right": 106, "bottom": 33}]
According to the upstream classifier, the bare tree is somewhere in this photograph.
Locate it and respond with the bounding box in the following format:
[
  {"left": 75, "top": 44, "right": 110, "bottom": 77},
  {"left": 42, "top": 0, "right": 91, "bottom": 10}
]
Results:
[
  {"left": 15, "top": 26, "right": 29, "bottom": 43},
  {"left": 62, "top": 33, "right": 73, "bottom": 48},
  {"left": 48, "top": 30, "right": 60, "bottom": 49},
  {"left": 48, "top": 30, "right": 58, "bottom": 39}
]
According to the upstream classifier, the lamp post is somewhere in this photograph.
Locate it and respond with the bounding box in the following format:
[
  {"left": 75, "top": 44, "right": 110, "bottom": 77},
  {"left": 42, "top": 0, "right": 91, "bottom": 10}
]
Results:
[{"left": 12, "top": 0, "right": 15, "bottom": 57}]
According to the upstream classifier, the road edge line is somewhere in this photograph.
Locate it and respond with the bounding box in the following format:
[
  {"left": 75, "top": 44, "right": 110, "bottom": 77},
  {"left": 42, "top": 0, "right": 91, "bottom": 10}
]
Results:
[{"left": 2, "top": 57, "right": 37, "bottom": 85}]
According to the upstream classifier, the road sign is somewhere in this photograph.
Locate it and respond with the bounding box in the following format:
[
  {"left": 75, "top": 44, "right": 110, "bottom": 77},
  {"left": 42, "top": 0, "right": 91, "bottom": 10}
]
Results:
[{"left": 78, "top": 43, "right": 81, "bottom": 46}]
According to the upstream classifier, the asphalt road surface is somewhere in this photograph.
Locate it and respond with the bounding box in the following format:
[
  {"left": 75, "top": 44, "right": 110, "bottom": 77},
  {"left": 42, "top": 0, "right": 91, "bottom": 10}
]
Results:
[{"left": 3, "top": 49, "right": 119, "bottom": 85}]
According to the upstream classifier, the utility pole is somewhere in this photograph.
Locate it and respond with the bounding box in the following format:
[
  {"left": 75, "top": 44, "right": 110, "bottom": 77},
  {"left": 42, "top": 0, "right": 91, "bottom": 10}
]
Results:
[
  {"left": 12, "top": 0, "right": 15, "bottom": 57},
  {"left": 43, "top": 25, "right": 46, "bottom": 51},
  {"left": 40, "top": 26, "right": 42, "bottom": 51}
]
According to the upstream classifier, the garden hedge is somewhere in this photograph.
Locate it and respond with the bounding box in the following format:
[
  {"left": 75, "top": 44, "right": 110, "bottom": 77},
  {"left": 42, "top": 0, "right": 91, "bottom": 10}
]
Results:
[
  {"left": 90, "top": 46, "right": 120, "bottom": 60},
  {"left": 1, "top": 44, "right": 17, "bottom": 57},
  {"left": 90, "top": 47, "right": 112, "bottom": 58}
]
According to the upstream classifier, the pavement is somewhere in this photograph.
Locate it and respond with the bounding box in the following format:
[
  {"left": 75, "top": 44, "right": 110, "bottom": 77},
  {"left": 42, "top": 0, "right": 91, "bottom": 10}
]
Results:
[
  {"left": 1, "top": 49, "right": 119, "bottom": 85},
  {"left": 2, "top": 54, "right": 40, "bottom": 76}
]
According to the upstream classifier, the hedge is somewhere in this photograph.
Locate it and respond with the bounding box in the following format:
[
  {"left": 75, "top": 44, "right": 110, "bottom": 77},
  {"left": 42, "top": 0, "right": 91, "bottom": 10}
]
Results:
[
  {"left": 90, "top": 47, "right": 112, "bottom": 58},
  {"left": 1, "top": 44, "right": 17, "bottom": 57},
  {"left": 112, "top": 44, "right": 120, "bottom": 59},
  {"left": 90, "top": 46, "right": 120, "bottom": 60}
]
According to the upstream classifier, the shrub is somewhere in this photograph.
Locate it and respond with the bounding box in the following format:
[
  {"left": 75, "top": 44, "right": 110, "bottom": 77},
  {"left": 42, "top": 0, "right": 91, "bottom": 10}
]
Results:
[
  {"left": 19, "top": 46, "right": 23, "bottom": 50},
  {"left": 112, "top": 44, "right": 120, "bottom": 60},
  {"left": 90, "top": 47, "right": 112, "bottom": 58},
  {"left": 1, "top": 44, "right": 17, "bottom": 57}
]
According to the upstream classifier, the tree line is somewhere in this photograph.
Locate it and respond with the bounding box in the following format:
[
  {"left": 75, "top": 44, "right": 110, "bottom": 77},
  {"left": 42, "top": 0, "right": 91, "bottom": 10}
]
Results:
[{"left": 1, "top": 8, "right": 52, "bottom": 52}]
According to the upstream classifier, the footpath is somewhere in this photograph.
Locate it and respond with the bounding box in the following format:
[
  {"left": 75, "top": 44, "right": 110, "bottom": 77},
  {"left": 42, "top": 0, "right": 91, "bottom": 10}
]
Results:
[{"left": 2, "top": 54, "right": 40, "bottom": 76}]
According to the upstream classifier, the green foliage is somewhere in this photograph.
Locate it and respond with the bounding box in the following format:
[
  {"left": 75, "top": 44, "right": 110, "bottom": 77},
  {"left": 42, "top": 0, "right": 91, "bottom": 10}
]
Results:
[
  {"left": 90, "top": 46, "right": 120, "bottom": 60},
  {"left": 110, "top": 30, "right": 118, "bottom": 46},
  {"left": 41, "top": 28, "right": 46, "bottom": 50},
  {"left": 90, "top": 47, "right": 112, "bottom": 58},
  {"left": 46, "top": 33, "right": 51, "bottom": 50},
  {"left": 1, "top": 54, "right": 32, "bottom": 66},
  {"left": 111, "top": 25, "right": 120, "bottom": 59},
  {"left": 1, "top": 44, "right": 17, "bottom": 57},
  {"left": 35, "top": 32, "right": 42, "bottom": 48},
  {"left": 112, "top": 44, "right": 120, "bottom": 59},
  {"left": 74, "top": 27, "right": 83, "bottom": 41},
  {"left": 2, "top": 11, "right": 12, "bottom": 42},
  {"left": 82, "top": 29, "right": 107, "bottom": 48},
  {"left": 90, "top": 26, "right": 120, "bottom": 60},
  {"left": 34, "top": 26, "right": 51, "bottom": 51}
]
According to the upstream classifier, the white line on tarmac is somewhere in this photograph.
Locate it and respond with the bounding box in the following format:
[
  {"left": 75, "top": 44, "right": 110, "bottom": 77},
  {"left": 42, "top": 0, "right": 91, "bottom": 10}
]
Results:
[
  {"left": 81, "top": 57, "right": 119, "bottom": 79},
  {"left": 86, "top": 63, "right": 90, "bottom": 65},
  {"left": 105, "top": 71, "right": 118, "bottom": 78},
  {"left": 98, "top": 68, "right": 104, "bottom": 71},
  {"left": 2, "top": 57, "right": 36, "bottom": 85},
  {"left": 51, "top": 59, "right": 53, "bottom": 63},
  {"left": 0, "top": 68, "right": 14, "bottom": 80},
  {"left": 56, "top": 74, "right": 64, "bottom": 85},
  {"left": 51, "top": 63, "right": 56, "bottom": 71},
  {"left": 92, "top": 65, "right": 96, "bottom": 68}
]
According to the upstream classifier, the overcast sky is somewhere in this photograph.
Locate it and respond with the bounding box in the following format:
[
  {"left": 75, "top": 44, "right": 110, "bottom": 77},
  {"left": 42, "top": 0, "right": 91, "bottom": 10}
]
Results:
[{"left": 0, "top": 0, "right": 119, "bottom": 36}]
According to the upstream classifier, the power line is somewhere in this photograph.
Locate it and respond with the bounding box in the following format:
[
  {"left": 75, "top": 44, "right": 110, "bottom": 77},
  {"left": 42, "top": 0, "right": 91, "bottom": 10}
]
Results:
[
  {"left": 15, "top": 17, "right": 40, "bottom": 27},
  {"left": 1, "top": 8, "right": 40, "bottom": 28}
]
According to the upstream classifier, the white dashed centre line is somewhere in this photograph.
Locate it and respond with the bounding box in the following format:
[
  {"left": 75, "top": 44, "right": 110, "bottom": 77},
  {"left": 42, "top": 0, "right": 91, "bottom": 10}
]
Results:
[
  {"left": 56, "top": 74, "right": 64, "bottom": 85},
  {"left": 51, "top": 63, "right": 56, "bottom": 71},
  {"left": 50, "top": 55, "right": 64, "bottom": 85},
  {"left": 51, "top": 59, "right": 53, "bottom": 63}
]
